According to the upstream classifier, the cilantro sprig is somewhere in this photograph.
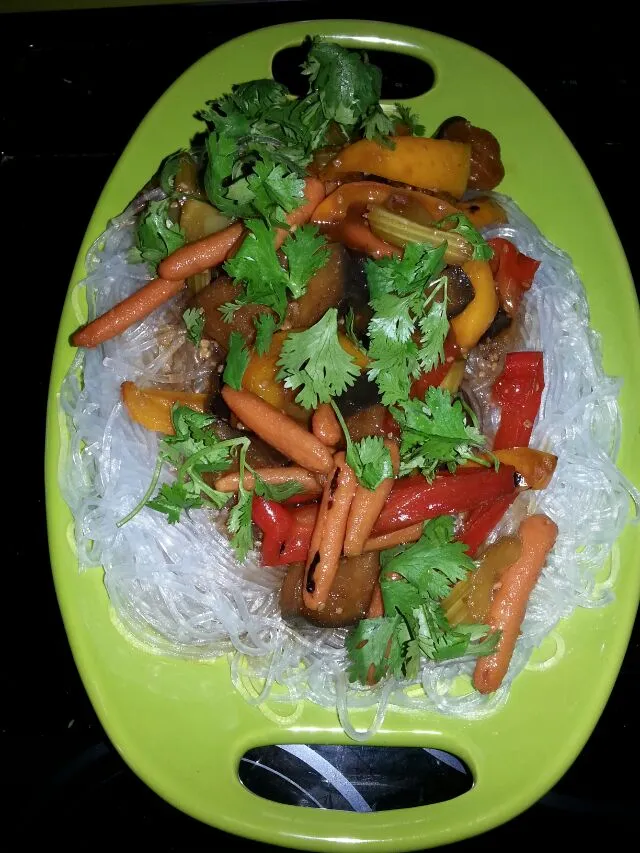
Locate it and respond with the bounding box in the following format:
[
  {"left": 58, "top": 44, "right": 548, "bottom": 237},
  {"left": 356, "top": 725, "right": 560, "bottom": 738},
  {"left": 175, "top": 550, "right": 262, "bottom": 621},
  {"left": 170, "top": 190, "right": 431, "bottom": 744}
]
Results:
[
  {"left": 223, "top": 221, "right": 329, "bottom": 321},
  {"left": 391, "top": 386, "right": 489, "bottom": 480},
  {"left": 364, "top": 243, "right": 449, "bottom": 405},
  {"left": 128, "top": 199, "right": 185, "bottom": 272},
  {"left": 277, "top": 308, "right": 360, "bottom": 409},
  {"left": 183, "top": 307, "right": 205, "bottom": 348},
  {"left": 346, "top": 516, "right": 500, "bottom": 683}
]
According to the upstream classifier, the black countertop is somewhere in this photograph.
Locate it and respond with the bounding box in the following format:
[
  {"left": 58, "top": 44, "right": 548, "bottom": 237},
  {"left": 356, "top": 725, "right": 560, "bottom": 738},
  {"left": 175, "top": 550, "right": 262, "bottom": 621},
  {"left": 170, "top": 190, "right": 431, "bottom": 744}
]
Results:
[{"left": 2, "top": 3, "right": 637, "bottom": 848}]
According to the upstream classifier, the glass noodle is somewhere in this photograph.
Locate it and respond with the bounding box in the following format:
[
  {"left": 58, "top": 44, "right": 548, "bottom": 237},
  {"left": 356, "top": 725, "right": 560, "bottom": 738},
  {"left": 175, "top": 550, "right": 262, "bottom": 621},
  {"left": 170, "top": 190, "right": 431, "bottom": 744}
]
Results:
[{"left": 59, "top": 193, "right": 639, "bottom": 739}]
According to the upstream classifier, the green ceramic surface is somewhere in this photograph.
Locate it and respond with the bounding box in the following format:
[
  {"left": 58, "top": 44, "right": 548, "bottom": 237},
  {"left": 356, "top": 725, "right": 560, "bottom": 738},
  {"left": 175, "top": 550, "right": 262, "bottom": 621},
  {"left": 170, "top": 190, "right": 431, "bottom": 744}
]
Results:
[{"left": 45, "top": 21, "right": 640, "bottom": 851}]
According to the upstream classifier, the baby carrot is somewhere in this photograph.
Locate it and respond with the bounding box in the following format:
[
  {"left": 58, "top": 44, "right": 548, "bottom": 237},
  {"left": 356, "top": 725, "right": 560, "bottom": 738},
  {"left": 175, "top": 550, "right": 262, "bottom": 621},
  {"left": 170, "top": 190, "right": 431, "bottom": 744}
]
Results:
[
  {"left": 311, "top": 403, "right": 342, "bottom": 447},
  {"left": 343, "top": 440, "right": 400, "bottom": 557},
  {"left": 303, "top": 451, "right": 358, "bottom": 611},
  {"left": 473, "top": 513, "right": 558, "bottom": 694},
  {"left": 221, "top": 386, "right": 334, "bottom": 474},
  {"left": 71, "top": 277, "right": 185, "bottom": 348},
  {"left": 214, "top": 466, "right": 321, "bottom": 496}
]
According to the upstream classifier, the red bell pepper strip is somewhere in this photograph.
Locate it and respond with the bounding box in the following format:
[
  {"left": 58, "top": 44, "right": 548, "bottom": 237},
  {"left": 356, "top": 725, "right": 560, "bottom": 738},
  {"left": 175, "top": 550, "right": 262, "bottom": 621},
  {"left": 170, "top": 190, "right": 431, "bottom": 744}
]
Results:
[
  {"left": 458, "top": 351, "right": 545, "bottom": 554},
  {"left": 371, "top": 465, "right": 518, "bottom": 536},
  {"left": 493, "top": 351, "right": 544, "bottom": 450},
  {"left": 410, "top": 335, "right": 462, "bottom": 399},
  {"left": 251, "top": 496, "right": 293, "bottom": 566},
  {"left": 488, "top": 237, "right": 540, "bottom": 316},
  {"left": 457, "top": 494, "right": 518, "bottom": 556}
]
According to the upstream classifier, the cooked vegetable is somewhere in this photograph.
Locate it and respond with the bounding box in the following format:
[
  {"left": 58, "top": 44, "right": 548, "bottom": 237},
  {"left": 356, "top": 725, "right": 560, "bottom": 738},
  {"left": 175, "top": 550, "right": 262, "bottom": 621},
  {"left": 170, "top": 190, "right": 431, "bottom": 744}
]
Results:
[
  {"left": 362, "top": 522, "right": 423, "bottom": 553},
  {"left": 473, "top": 514, "right": 558, "bottom": 693},
  {"left": 488, "top": 237, "right": 540, "bottom": 317},
  {"left": 366, "top": 581, "right": 384, "bottom": 618},
  {"left": 214, "top": 466, "right": 321, "bottom": 496},
  {"left": 252, "top": 496, "right": 294, "bottom": 566},
  {"left": 458, "top": 495, "right": 518, "bottom": 557},
  {"left": 368, "top": 205, "right": 474, "bottom": 265},
  {"left": 457, "top": 196, "right": 507, "bottom": 229},
  {"left": 180, "top": 199, "right": 232, "bottom": 243},
  {"left": 435, "top": 117, "right": 505, "bottom": 191},
  {"left": 303, "top": 451, "right": 358, "bottom": 611},
  {"left": 443, "top": 535, "right": 522, "bottom": 625},
  {"left": 311, "top": 181, "right": 459, "bottom": 227},
  {"left": 312, "top": 403, "right": 342, "bottom": 447},
  {"left": 492, "top": 447, "right": 557, "bottom": 490},
  {"left": 221, "top": 385, "right": 334, "bottom": 474},
  {"left": 343, "top": 439, "right": 400, "bottom": 556},
  {"left": 449, "top": 260, "right": 499, "bottom": 350},
  {"left": 71, "top": 277, "right": 186, "bottom": 348},
  {"left": 281, "top": 552, "right": 381, "bottom": 627},
  {"left": 371, "top": 465, "right": 519, "bottom": 536},
  {"left": 241, "top": 330, "right": 308, "bottom": 422},
  {"left": 285, "top": 242, "right": 347, "bottom": 330},
  {"left": 322, "top": 136, "right": 472, "bottom": 198},
  {"left": 121, "top": 382, "right": 208, "bottom": 434},
  {"left": 158, "top": 222, "right": 245, "bottom": 281},
  {"left": 493, "top": 352, "right": 545, "bottom": 449},
  {"left": 346, "top": 516, "right": 499, "bottom": 684},
  {"left": 192, "top": 276, "right": 272, "bottom": 352}
]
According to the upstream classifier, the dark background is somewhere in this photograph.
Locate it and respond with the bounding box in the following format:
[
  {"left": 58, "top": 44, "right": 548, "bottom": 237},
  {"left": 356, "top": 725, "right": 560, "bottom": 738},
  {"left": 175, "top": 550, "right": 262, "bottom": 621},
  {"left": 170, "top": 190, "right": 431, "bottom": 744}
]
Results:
[{"left": 2, "top": 2, "right": 637, "bottom": 848}]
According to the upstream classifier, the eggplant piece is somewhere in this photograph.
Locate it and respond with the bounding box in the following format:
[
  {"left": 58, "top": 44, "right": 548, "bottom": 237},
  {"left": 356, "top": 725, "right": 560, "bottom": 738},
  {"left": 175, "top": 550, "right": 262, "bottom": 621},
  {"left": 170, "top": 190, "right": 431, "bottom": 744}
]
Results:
[
  {"left": 434, "top": 116, "right": 505, "bottom": 191},
  {"left": 192, "top": 276, "right": 274, "bottom": 352},
  {"left": 280, "top": 553, "right": 380, "bottom": 627},
  {"left": 340, "top": 249, "right": 373, "bottom": 335},
  {"left": 345, "top": 404, "right": 388, "bottom": 441},
  {"left": 443, "top": 265, "right": 475, "bottom": 318},
  {"left": 334, "top": 374, "right": 381, "bottom": 419},
  {"left": 285, "top": 243, "right": 347, "bottom": 329},
  {"left": 480, "top": 307, "right": 512, "bottom": 341}
]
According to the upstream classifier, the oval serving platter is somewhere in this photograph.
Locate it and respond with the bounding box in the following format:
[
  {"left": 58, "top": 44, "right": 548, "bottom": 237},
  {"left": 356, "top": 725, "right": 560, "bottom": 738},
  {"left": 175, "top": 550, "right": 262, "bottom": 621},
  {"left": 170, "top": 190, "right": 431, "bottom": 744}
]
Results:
[{"left": 45, "top": 20, "right": 640, "bottom": 851}]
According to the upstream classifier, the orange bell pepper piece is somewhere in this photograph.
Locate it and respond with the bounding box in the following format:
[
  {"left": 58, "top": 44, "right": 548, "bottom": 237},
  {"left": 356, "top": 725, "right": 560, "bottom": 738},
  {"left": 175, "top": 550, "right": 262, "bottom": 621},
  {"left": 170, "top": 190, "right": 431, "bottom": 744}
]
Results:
[
  {"left": 321, "top": 137, "right": 472, "bottom": 199},
  {"left": 121, "top": 382, "right": 208, "bottom": 434},
  {"left": 311, "top": 181, "right": 460, "bottom": 226},
  {"left": 450, "top": 260, "right": 499, "bottom": 350}
]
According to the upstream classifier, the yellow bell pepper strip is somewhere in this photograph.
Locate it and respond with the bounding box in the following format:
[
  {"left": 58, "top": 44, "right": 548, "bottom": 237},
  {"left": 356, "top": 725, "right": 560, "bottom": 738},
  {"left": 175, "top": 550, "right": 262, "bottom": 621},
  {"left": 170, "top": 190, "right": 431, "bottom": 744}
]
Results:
[
  {"left": 450, "top": 260, "right": 499, "bottom": 350},
  {"left": 321, "top": 137, "right": 472, "bottom": 199},
  {"left": 121, "top": 382, "right": 207, "bottom": 434},
  {"left": 463, "top": 447, "right": 557, "bottom": 491}
]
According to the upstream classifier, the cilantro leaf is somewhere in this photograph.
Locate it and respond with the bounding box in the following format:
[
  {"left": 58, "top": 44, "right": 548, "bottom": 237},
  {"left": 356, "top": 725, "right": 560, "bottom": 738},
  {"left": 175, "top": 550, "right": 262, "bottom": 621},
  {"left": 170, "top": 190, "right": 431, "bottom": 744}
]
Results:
[
  {"left": 223, "top": 331, "right": 250, "bottom": 390},
  {"left": 417, "top": 291, "right": 448, "bottom": 373},
  {"left": 366, "top": 333, "right": 420, "bottom": 406},
  {"left": 227, "top": 485, "right": 254, "bottom": 561},
  {"left": 281, "top": 225, "right": 330, "bottom": 299},
  {"left": 391, "top": 387, "right": 487, "bottom": 479},
  {"left": 183, "top": 307, "right": 205, "bottom": 348},
  {"left": 345, "top": 616, "right": 403, "bottom": 684},
  {"left": 253, "top": 313, "right": 277, "bottom": 355},
  {"left": 223, "top": 219, "right": 290, "bottom": 320},
  {"left": 129, "top": 200, "right": 185, "bottom": 272},
  {"left": 228, "top": 157, "right": 306, "bottom": 227},
  {"left": 251, "top": 470, "right": 304, "bottom": 502},
  {"left": 302, "top": 37, "right": 382, "bottom": 129},
  {"left": 331, "top": 402, "right": 394, "bottom": 491},
  {"left": 435, "top": 214, "right": 494, "bottom": 261},
  {"left": 392, "top": 103, "right": 426, "bottom": 137},
  {"left": 277, "top": 308, "right": 360, "bottom": 409},
  {"left": 366, "top": 242, "right": 446, "bottom": 299},
  {"left": 361, "top": 107, "right": 397, "bottom": 143},
  {"left": 147, "top": 480, "right": 203, "bottom": 524}
]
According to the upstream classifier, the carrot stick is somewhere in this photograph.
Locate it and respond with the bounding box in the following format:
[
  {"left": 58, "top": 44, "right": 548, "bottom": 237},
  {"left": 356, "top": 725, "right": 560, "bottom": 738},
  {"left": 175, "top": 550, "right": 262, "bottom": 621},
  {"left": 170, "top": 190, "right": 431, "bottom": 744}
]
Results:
[
  {"left": 221, "top": 386, "right": 334, "bottom": 474},
  {"left": 473, "top": 513, "right": 558, "bottom": 694},
  {"left": 159, "top": 177, "right": 326, "bottom": 281},
  {"left": 343, "top": 440, "right": 400, "bottom": 557},
  {"left": 71, "top": 277, "right": 185, "bottom": 348},
  {"left": 367, "top": 582, "right": 384, "bottom": 618},
  {"left": 362, "top": 522, "right": 423, "bottom": 553},
  {"left": 303, "top": 452, "right": 358, "bottom": 611},
  {"left": 311, "top": 403, "right": 342, "bottom": 447},
  {"left": 214, "top": 466, "right": 321, "bottom": 495},
  {"left": 158, "top": 222, "right": 244, "bottom": 281},
  {"left": 273, "top": 177, "right": 326, "bottom": 250}
]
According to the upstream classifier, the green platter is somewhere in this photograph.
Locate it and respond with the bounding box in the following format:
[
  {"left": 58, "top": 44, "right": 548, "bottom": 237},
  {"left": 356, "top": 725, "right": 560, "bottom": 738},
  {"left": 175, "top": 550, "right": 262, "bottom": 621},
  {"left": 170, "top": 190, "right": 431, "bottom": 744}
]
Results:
[{"left": 45, "top": 20, "right": 640, "bottom": 851}]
